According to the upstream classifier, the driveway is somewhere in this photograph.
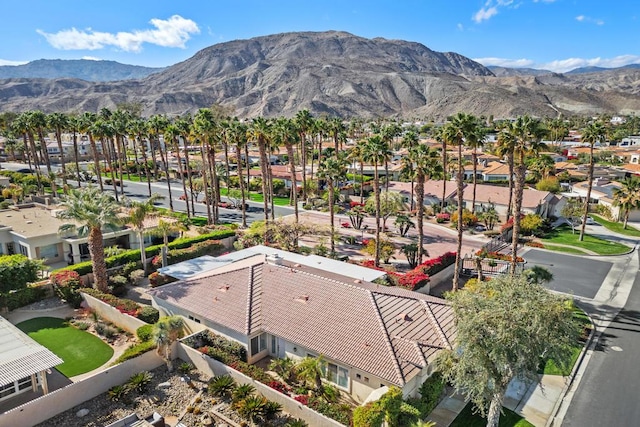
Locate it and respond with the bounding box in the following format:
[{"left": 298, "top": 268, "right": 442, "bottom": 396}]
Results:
[{"left": 522, "top": 249, "right": 613, "bottom": 299}]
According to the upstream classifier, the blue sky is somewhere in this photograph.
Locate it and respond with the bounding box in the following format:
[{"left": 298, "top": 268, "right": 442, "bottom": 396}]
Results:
[{"left": 1, "top": 0, "right": 637, "bottom": 73}]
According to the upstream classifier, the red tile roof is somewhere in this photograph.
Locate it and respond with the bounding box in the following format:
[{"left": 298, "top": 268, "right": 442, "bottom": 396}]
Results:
[{"left": 150, "top": 258, "right": 455, "bottom": 386}]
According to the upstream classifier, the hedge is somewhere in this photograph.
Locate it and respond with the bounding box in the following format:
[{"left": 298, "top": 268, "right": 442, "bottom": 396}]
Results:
[
  {"left": 113, "top": 340, "right": 156, "bottom": 364},
  {"left": 0, "top": 255, "right": 43, "bottom": 292},
  {"left": 55, "top": 229, "right": 236, "bottom": 276},
  {"left": 3, "top": 285, "right": 48, "bottom": 311}
]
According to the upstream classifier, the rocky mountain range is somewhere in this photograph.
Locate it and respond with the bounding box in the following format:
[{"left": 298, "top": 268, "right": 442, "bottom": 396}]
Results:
[
  {"left": 0, "top": 31, "right": 639, "bottom": 120},
  {"left": 0, "top": 59, "right": 162, "bottom": 81}
]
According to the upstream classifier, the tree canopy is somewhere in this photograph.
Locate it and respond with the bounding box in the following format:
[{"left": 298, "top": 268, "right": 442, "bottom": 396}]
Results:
[{"left": 436, "top": 274, "right": 581, "bottom": 427}]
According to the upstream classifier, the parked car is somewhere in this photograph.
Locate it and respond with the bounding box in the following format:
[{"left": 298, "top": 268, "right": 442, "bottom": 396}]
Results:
[
  {"left": 474, "top": 224, "right": 487, "bottom": 232},
  {"left": 581, "top": 216, "right": 596, "bottom": 225}
]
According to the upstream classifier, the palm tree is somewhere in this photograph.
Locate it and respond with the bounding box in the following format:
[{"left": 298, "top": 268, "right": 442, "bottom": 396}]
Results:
[
  {"left": 295, "top": 355, "right": 326, "bottom": 396},
  {"left": 273, "top": 117, "right": 300, "bottom": 222},
  {"left": 147, "top": 115, "right": 173, "bottom": 211},
  {"left": 230, "top": 119, "right": 249, "bottom": 227},
  {"left": 579, "top": 121, "right": 606, "bottom": 241},
  {"left": 13, "top": 112, "right": 43, "bottom": 193},
  {"left": 122, "top": 194, "right": 163, "bottom": 274},
  {"left": 175, "top": 117, "right": 197, "bottom": 216},
  {"left": 91, "top": 119, "right": 119, "bottom": 200},
  {"left": 510, "top": 115, "right": 546, "bottom": 273},
  {"left": 318, "top": 153, "right": 348, "bottom": 255},
  {"left": 546, "top": 117, "right": 567, "bottom": 147},
  {"left": 442, "top": 112, "right": 478, "bottom": 291},
  {"left": 466, "top": 120, "right": 486, "bottom": 213},
  {"left": 67, "top": 114, "right": 83, "bottom": 186},
  {"left": 57, "top": 186, "right": 122, "bottom": 293},
  {"left": 150, "top": 219, "right": 187, "bottom": 268},
  {"left": 328, "top": 117, "right": 345, "bottom": 152},
  {"left": 165, "top": 123, "right": 191, "bottom": 217},
  {"left": 401, "top": 131, "right": 420, "bottom": 211},
  {"left": 363, "top": 135, "right": 391, "bottom": 267},
  {"left": 613, "top": 177, "right": 640, "bottom": 229},
  {"left": 249, "top": 117, "right": 272, "bottom": 224},
  {"left": 495, "top": 126, "right": 517, "bottom": 221},
  {"left": 194, "top": 108, "right": 218, "bottom": 224},
  {"left": 347, "top": 140, "right": 367, "bottom": 204},
  {"left": 28, "top": 111, "right": 54, "bottom": 185},
  {"left": 47, "top": 112, "right": 70, "bottom": 192},
  {"left": 78, "top": 112, "right": 104, "bottom": 192},
  {"left": 153, "top": 315, "right": 184, "bottom": 372},
  {"left": 407, "top": 143, "right": 442, "bottom": 263},
  {"left": 295, "top": 110, "right": 314, "bottom": 202}
]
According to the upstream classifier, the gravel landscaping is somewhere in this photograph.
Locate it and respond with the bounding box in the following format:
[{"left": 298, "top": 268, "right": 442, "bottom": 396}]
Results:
[{"left": 37, "top": 361, "right": 296, "bottom": 427}]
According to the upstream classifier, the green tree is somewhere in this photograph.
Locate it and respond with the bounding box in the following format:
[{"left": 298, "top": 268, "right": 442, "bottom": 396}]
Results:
[
  {"left": 436, "top": 274, "right": 581, "bottom": 427},
  {"left": 249, "top": 117, "right": 273, "bottom": 224},
  {"left": 58, "top": 186, "right": 122, "bottom": 293},
  {"left": 318, "top": 153, "right": 348, "bottom": 254},
  {"left": 122, "top": 194, "right": 163, "bottom": 274},
  {"left": 536, "top": 176, "right": 561, "bottom": 193},
  {"left": 612, "top": 177, "right": 640, "bottom": 229},
  {"left": 153, "top": 315, "right": 184, "bottom": 372},
  {"left": 494, "top": 126, "right": 516, "bottom": 221},
  {"left": 579, "top": 121, "right": 606, "bottom": 241},
  {"left": 394, "top": 214, "right": 415, "bottom": 237},
  {"left": 149, "top": 219, "right": 187, "bottom": 268},
  {"left": 561, "top": 198, "right": 583, "bottom": 233},
  {"left": 0, "top": 255, "right": 44, "bottom": 293},
  {"left": 295, "top": 355, "right": 326, "bottom": 396}
]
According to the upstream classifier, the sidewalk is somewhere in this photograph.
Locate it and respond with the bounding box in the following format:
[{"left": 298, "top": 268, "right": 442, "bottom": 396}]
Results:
[{"left": 427, "top": 374, "right": 567, "bottom": 427}]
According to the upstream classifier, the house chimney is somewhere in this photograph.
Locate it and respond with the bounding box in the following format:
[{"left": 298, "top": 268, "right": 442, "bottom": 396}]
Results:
[{"left": 266, "top": 253, "right": 283, "bottom": 265}]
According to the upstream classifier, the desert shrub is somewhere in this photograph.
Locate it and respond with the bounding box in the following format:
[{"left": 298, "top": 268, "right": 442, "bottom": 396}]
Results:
[
  {"left": 208, "top": 375, "right": 236, "bottom": 398},
  {"left": 127, "top": 371, "right": 153, "bottom": 393},
  {"left": 114, "top": 341, "right": 156, "bottom": 364},
  {"left": 108, "top": 384, "right": 130, "bottom": 402},
  {"left": 451, "top": 209, "right": 478, "bottom": 228},
  {"left": 120, "top": 261, "right": 140, "bottom": 278},
  {"left": 178, "top": 362, "right": 194, "bottom": 374},
  {"left": 128, "top": 269, "right": 145, "bottom": 285},
  {"left": 536, "top": 177, "right": 561, "bottom": 193},
  {"left": 137, "top": 305, "right": 160, "bottom": 324},
  {"left": 74, "top": 321, "right": 90, "bottom": 331},
  {"left": 136, "top": 324, "right": 154, "bottom": 342}
]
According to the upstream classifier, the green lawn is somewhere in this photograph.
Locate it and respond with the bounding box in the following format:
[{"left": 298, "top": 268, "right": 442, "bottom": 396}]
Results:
[
  {"left": 450, "top": 403, "right": 534, "bottom": 427},
  {"left": 218, "top": 187, "right": 291, "bottom": 206},
  {"left": 17, "top": 317, "right": 114, "bottom": 377},
  {"left": 540, "top": 226, "right": 630, "bottom": 255},
  {"left": 539, "top": 244, "right": 591, "bottom": 255},
  {"left": 591, "top": 214, "right": 640, "bottom": 237},
  {"left": 540, "top": 307, "right": 591, "bottom": 375}
]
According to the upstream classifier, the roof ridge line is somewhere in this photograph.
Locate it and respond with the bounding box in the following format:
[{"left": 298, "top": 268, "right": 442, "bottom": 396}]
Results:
[
  {"left": 421, "top": 300, "right": 452, "bottom": 350},
  {"left": 245, "top": 264, "right": 262, "bottom": 335},
  {"left": 368, "top": 290, "right": 406, "bottom": 386}
]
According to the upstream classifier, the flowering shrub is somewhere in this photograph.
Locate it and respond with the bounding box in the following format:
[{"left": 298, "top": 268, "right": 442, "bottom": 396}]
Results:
[
  {"left": 341, "top": 222, "right": 351, "bottom": 228},
  {"left": 394, "top": 270, "right": 430, "bottom": 290},
  {"left": 294, "top": 395, "right": 309, "bottom": 405},
  {"left": 419, "top": 251, "right": 456, "bottom": 276},
  {"left": 436, "top": 213, "right": 450, "bottom": 223},
  {"left": 81, "top": 288, "right": 141, "bottom": 317},
  {"left": 267, "top": 381, "right": 291, "bottom": 395},
  {"left": 525, "top": 241, "right": 545, "bottom": 248},
  {"left": 476, "top": 250, "right": 524, "bottom": 263},
  {"left": 149, "top": 272, "right": 174, "bottom": 288},
  {"left": 350, "top": 201, "right": 365, "bottom": 208},
  {"left": 50, "top": 270, "right": 81, "bottom": 288}
]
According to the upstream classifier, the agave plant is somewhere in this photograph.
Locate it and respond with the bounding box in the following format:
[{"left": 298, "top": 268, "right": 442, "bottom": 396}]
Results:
[
  {"left": 208, "top": 374, "right": 236, "bottom": 398},
  {"left": 236, "top": 395, "right": 268, "bottom": 424},
  {"left": 232, "top": 383, "right": 256, "bottom": 404},
  {"left": 127, "top": 371, "right": 153, "bottom": 393},
  {"left": 263, "top": 400, "right": 282, "bottom": 420},
  {"left": 108, "top": 384, "right": 130, "bottom": 402},
  {"left": 285, "top": 419, "right": 309, "bottom": 427}
]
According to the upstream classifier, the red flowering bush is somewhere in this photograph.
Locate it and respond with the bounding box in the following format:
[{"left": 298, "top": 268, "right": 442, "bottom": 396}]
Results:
[
  {"left": 360, "top": 259, "right": 387, "bottom": 272},
  {"left": 294, "top": 395, "right": 309, "bottom": 405},
  {"left": 50, "top": 270, "right": 81, "bottom": 288},
  {"left": 395, "top": 269, "right": 430, "bottom": 290},
  {"left": 267, "top": 380, "right": 290, "bottom": 395},
  {"left": 341, "top": 222, "right": 351, "bottom": 228},
  {"left": 419, "top": 251, "right": 456, "bottom": 276},
  {"left": 350, "top": 201, "right": 365, "bottom": 208},
  {"left": 436, "top": 213, "right": 450, "bottom": 223},
  {"left": 475, "top": 250, "right": 524, "bottom": 263}
]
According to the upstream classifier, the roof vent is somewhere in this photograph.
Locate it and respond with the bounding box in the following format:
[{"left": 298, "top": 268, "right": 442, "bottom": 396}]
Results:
[
  {"left": 354, "top": 279, "right": 362, "bottom": 284},
  {"left": 212, "top": 297, "right": 219, "bottom": 303},
  {"left": 397, "top": 313, "right": 413, "bottom": 322},
  {"left": 295, "top": 295, "right": 310, "bottom": 303},
  {"left": 218, "top": 285, "right": 230, "bottom": 292},
  {"left": 266, "top": 253, "right": 283, "bottom": 265}
]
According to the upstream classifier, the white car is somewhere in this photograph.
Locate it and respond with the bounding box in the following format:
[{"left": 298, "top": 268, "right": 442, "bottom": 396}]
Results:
[{"left": 580, "top": 216, "right": 596, "bottom": 225}]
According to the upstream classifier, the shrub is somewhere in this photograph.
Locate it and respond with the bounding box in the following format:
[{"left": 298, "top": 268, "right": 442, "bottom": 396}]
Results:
[
  {"left": 267, "top": 381, "right": 290, "bottom": 395},
  {"left": 127, "top": 371, "right": 153, "bottom": 393},
  {"left": 128, "top": 269, "right": 145, "bottom": 285},
  {"left": 294, "top": 395, "right": 309, "bottom": 406},
  {"left": 136, "top": 324, "right": 154, "bottom": 342},
  {"left": 208, "top": 375, "right": 236, "bottom": 398},
  {"left": 120, "top": 261, "right": 140, "bottom": 278},
  {"left": 0, "top": 254, "right": 43, "bottom": 293},
  {"left": 149, "top": 272, "right": 173, "bottom": 288},
  {"left": 101, "top": 325, "right": 118, "bottom": 339},
  {"left": 451, "top": 209, "right": 478, "bottom": 227},
  {"left": 114, "top": 341, "right": 156, "bottom": 364},
  {"left": 178, "top": 362, "right": 194, "bottom": 374},
  {"left": 5, "top": 285, "right": 48, "bottom": 310},
  {"left": 436, "top": 213, "right": 450, "bottom": 223},
  {"left": 137, "top": 306, "right": 160, "bottom": 324},
  {"left": 108, "top": 384, "right": 131, "bottom": 402},
  {"left": 74, "top": 321, "right": 90, "bottom": 331},
  {"left": 81, "top": 288, "right": 140, "bottom": 317},
  {"left": 405, "top": 373, "right": 445, "bottom": 419},
  {"left": 232, "top": 384, "right": 256, "bottom": 403},
  {"left": 184, "top": 330, "right": 247, "bottom": 362}
]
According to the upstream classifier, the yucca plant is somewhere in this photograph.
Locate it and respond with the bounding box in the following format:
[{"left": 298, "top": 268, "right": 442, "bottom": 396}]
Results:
[
  {"left": 263, "top": 400, "right": 282, "bottom": 420},
  {"left": 127, "top": 371, "right": 153, "bottom": 393},
  {"left": 286, "top": 419, "right": 309, "bottom": 427},
  {"left": 208, "top": 374, "right": 236, "bottom": 398},
  {"left": 232, "top": 383, "right": 255, "bottom": 403},
  {"left": 236, "top": 395, "right": 268, "bottom": 424},
  {"left": 108, "top": 384, "right": 130, "bottom": 402}
]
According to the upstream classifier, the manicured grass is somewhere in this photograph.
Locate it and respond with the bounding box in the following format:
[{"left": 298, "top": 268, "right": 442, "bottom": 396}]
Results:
[
  {"left": 540, "top": 226, "right": 630, "bottom": 255},
  {"left": 218, "top": 187, "right": 291, "bottom": 206},
  {"left": 540, "top": 307, "right": 591, "bottom": 375},
  {"left": 539, "top": 244, "right": 591, "bottom": 255},
  {"left": 16, "top": 317, "right": 113, "bottom": 377},
  {"left": 450, "top": 402, "right": 534, "bottom": 427},
  {"left": 591, "top": 214, "right": 640, "bottom": 237}
]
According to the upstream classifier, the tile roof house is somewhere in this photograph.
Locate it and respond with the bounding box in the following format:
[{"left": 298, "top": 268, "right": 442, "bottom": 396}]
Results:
[{"left": 149, "top": 252, "right": 455, "bottom": 403}]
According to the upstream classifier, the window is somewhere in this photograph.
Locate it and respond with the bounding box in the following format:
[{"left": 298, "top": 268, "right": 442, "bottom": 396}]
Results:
[
  {"left": 250, "top": 333, "right": 267, "bottom": 356},
  {"left": 39, "top": 244, "right": 59, "bottom": 259},
  {"left": 19, "top": 243, "right": 28, "bottom": 257},
  {"left": 325, "top": 362, "right": 349, "bottom": 389}
]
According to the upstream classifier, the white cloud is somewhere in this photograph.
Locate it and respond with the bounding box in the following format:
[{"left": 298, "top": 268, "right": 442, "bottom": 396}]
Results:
[
  {"left": 575, "top": 15, "right": 604, "bottom": 25},
  {"left": 0, "top": 59, "right": 28, "bottom": 66},
  {"left": 81, "top": 56, "right": 101, "bottom": 61},
  {"left": 473, "top": 0, "right": 552, "bottom": 23},
  {"left": 473, "top": 5, "right": 499, "bottom": 23},
  {"left": 37, "top": 15, "right": 200, "bottom": 52},
  {"left": 475, "top": 55, "right": 640, "bottom": 73},
  {"left": 474, "top": 57, "right": 536, "bottom": 68}
]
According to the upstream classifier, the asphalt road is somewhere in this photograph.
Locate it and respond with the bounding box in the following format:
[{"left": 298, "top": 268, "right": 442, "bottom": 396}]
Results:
[
  {"left": 562, "top": 270, "right": 640, "bottom": 426},
  {"left": 523, "top": 249, "right": 613, "bottom": 299}
]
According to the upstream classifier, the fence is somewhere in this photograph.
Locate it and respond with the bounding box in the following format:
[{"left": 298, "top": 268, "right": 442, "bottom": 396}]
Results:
[
  {"left": 0, "top": 351, "right": 163, "bottom": 427},
  {"left": 177, "top": 341, "right": 346, "bottom": 427},
  {"left": 81, "top": 292, "right": 148, "bottom": 333},
  {"left": 460, "top": 255, "right": 525, "bottom": 277}
]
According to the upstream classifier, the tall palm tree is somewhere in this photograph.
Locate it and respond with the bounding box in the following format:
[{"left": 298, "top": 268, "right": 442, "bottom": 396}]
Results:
[
  {"left": 175, "top": 117, "right": 197, "bottom": 216},
  {"left": 579, "top": 120, "right": 606, "bottom": 241},
  {"left": 347, "top": 140, "right": 367, "bottom": 204},
  {"left": 545, "top": 117, "right": 567, "bottom": 148},
  {"left": 433, "top": 127, "right": 449, "bottom": 212},
  {"left": 148, "top": 115, "right": 173, "bottom": 211},
  {"left": 153, "top": 315, "right": 184, "bottom": 372},
  {"left": 401, "top": 131, "right": 420, "bottom": 211},
  {"left": 295, "top": 110, "right": 314, "bottom": 202},
  {"left": 328, "top": 117, "right": 345, "bottom": 152},
  {"left": 441, "top": 113, "right": 476, "bottom": 291},
  {"left": 165, "top": 123, "right": 191, "bottom": 217},
  {"left": 363, "top": 135, "right": 391, "bottom": 267},
  {"left": 318, "top": 153, "right": 348, "bottom": 255},
  {"left": 109, "top": 109, "right": 129, "bottom": 195},
  {"left": 13, "top": 112, "right": 43, "bottom": 193},
  {"left": 122, "top": 193, "right": 163, "bottom": 274},
  {"left": 128, "top": 117, "right": 153, "bottom": 196},
  {"left": 47, "top": 112, "right": 70, "bottom": 192},
  {"left": 613, "top": 177, "right": 640, "bottom": 229},
  {"left": 194, "top": 108, "right": 218, "bottom": 224},
  {"left": 249, "top": 117, "right": 272, "bottom": 224},
  {"left": 230, "top": 119, "right": 249, "bottom": 227},
  {"left": 510, "top": 115, "right": 546, "bottom": 273},
  {"left": 150, "top": 219, "right": 188, "bottom": 268},
  {"left": 57, "top": 186, "right": 122, "bottom": 293},
  {"left": 407, "top": 144, "right": 442, "bottom": 263},
  {"left": 495, "top": 126, "right": 517, "bottom": 221},
  {"left": 67, "top": 114, "right": 83, "bottom": 186},
  {"left": 28, "top": 111, "right": 53, "bottom": 181},
  {"left": 273, "top": 117, "right": 300, "bottom": 222},
  {"left": 78, "top": 112, "right": 104, "bottom": 192},
  {"left": 466, "top": 120, "right": 486, "bottom": 213},
  {"left": 92, "top": 119, "right": 120, "bottom": 200}
]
